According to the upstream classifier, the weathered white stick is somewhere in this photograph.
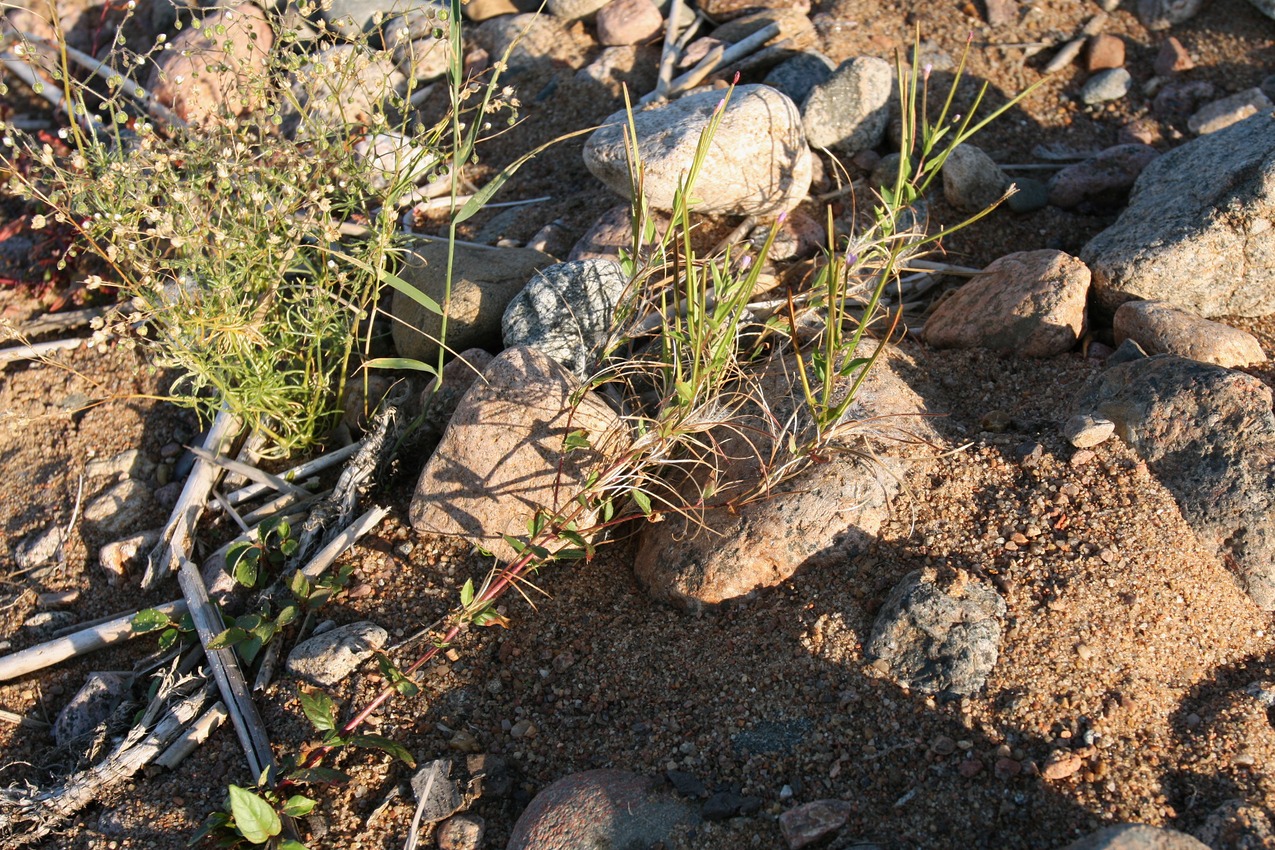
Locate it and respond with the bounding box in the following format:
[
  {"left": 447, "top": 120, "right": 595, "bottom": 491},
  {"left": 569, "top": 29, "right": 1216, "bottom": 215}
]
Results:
[
  {"left": 0, "top": 337, "right": 84, "bottom": 366},
  {"left": 0, "top": 599, "right": 186, "bottom": 682},
  {"left": 214, "top": 439, "right": 363, "bottom": 509},
  {"left": 651, "top": 0, "right": 688, "bottom": 102},
  {"left": 153, "top": 700, "right": 228, "bottom": 770},
  {"left": 299, "top": 505, "right": 390, "bottom": 581},
  {"left": 657, "top": 22, "right": 781, "bottom": 100},
  {"left": 188, "top": 446, "right": 310, "bottom": 498}
]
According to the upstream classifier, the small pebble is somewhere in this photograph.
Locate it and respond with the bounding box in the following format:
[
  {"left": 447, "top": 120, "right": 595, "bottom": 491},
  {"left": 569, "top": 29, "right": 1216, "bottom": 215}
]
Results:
[
  {"left": 1041, "top": 750, "right": 1083, "bottom": 780},
  {"left": 1081, "top": 68, "right": 1132, "bottom": 105},
  {"left": 958, "top": 758, "right": 984, "bottom": 778},
  {"left": 1064, "top": 414, "right": 1115, "bottom": 448},
  {"left": 1085, "top": 34, "right": 1125, "bottom": 72}
]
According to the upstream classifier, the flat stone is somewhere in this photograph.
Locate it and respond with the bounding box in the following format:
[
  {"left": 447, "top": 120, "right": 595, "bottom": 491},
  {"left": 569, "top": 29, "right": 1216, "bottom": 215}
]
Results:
[
  {"left": 1048, "top": 144, "right": 1160, "bottom": 212},
  {"left": 1153, "top": 36, "right": 1193, "bottom": 75},
  {"left": 779, "top": 800, "right": 854, "bottom": 849},
  {"left": 285, "top": 621, "right": 388, "bottom": 687},
  {"left": 54, "top": 671, "right": 134, "bottom": 748},
  {"left": 1081, "top": 68, "right": 1132, "bottom": 105},
  {"left": 85, "top": 449, "right": 155, "bottom": 481},
  {"left": 1080, "top": 114, "right": 1275, "bottom": 318},
  {"left": 410, "top": 759, "right": 464, "bottom": 825},
  {"left": 389, "top": 241, "right": 555, "bottom": 364},
  {"left": 1063, "top": 824, "right": 1210, "bottom": 850},
  {"left": 507, "top": 769, "right": 698, "bottom": 850},
  {"left": 802, "top": 56, "right": 894, "bottom": 156},
  {"left": 98, "top": 527, "right": 164, "bottom": 585},
  {"left": 584, "top": 85, "right": 811, "bottom": 216},
  {"left": 1188, "top": 88, "right": 1274, "bottom": 135},
  {"left": 83, "top": 479, "right": 157, "bottom": 538},
  {"left": 1063, "top": 414, "right": 1116, "bottom": 448},
  {"left": 437, "top": 814, "right": 485, "bottom": 850},
  {"left": 1113, "top": 301, "right": 1267, "bottom": 367},
  {"left": 922, "top": 250, "right": 1090, "bottom": 358},
  {"left": 410, "top": 347, "right": 628, "bottom": 562}
]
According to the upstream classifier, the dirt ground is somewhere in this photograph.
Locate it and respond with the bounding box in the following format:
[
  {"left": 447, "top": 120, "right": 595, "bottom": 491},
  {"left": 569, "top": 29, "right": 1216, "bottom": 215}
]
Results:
[{"left": 3, "top": 0, "right": 1275, "bottom": 848}]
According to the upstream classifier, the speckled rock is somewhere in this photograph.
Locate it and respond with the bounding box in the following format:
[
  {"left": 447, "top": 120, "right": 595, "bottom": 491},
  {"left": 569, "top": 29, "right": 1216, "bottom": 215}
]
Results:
[
  {"left": 1080, "top": 114, "right": 1275, "bottom": 317},
  {"left": 801, "top": 56, "right": 894, "bottom": 155},
  {"left": 595, "top": 0, "right": 663, "bottom": 45},
  {"left": 634, "top": 345, "right": 934, "bottom": 612},
  {"left": 54, "top": 672, "right": 134, "bottom": 747},
  {"left": 941, "top": 143, "right": 1009, "bottom": 212},
  {"left": 475, "top": 13, "right": 584, "bottom": 72},
  {"left": 1136, "top": 0, "right": 1206, "bottom": 30},
  {"left": 569, "top": 203, "right": 671, "bottom": 263},
  {"left": 779, "top": 800, "right": 854, "bottom": 849},
  {"left": 285, "top": 622, "right": 388, "bottom": 687},
  {"left": 1194, "top": 798, "right": 1275, "bottom": 848},
  {"left": 1188, "top": 87, "right": 1274, "bottom": 135},
  {"left": 501, "top": 259, "right": 630, "bottom": 377},
  {"left": 1081, "top": 68, "right": 1132, "bottom": 105},
  {"left": 763, "top": 51, "right": 837, "bottom": 103},
  {"left": 1048, "top": 144, "right": 1159, "bottom": 211},
  {"left": 410, "top": 348, "right": 628, "bottom": 562},
  {"left": 389, "top": 241, "right": 555, "bottom": 364},
  {"left": 1074, "top": 356, "right": 1275, "bottom": 609},
  {"left": 922, "top": 250, "right": 1090, "bottom": 358},
  {"left": 584, "top": 85, "right": 812, "bottom": 216},
  {"left": 1063, "top": 823, "right": 1210, "bottom": 849},
  {"left": 866, "top": 568, "right": 1006, "bottom": 696},
  {"left": 507, "top": 769, "right": 699, "bottom": 850},
  {"left": 417, "top": 349, "right": 495, "bottom": 440},
  {"left": 1113, "top": 301, "right": 1267, "bottom": 367}
]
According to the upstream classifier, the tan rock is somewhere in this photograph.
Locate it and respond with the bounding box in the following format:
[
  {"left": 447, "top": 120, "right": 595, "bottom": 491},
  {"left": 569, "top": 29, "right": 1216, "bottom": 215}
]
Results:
[
  {"left": 922, "top": 250, "right": 1091, "bottom": 358},
  {"left": 1113, "top": 300, "right": 1267, "bottom": 367},
  {"left": 410, "top": 347, "right": 628, "bottom": 562},
  {"left": 1086, "top": 34, "right": 1125, "bottom": 72},
  {"left": 1062, "top": 824, "right": 1210, "bottom": 849},
  {"left": 1041, "top": 750, "right": 1083, "bottom": 780},
  {"left": 595, "top": 0, "right": 663, "bottom": 46},
  {"left": 147, "top": 2, "right": 274, "bottom": 125}
]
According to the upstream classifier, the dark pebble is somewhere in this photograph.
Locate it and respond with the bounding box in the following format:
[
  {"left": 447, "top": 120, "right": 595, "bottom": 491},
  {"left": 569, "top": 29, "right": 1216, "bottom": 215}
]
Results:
[{"left": 1006, "top": 178, "right": 1048, "bottom": 213}]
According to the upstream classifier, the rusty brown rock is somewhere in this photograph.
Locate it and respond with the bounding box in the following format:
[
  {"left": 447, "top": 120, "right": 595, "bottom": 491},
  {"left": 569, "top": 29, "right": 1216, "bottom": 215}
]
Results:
[
  {"left": 1113, "top": 301, "right": 1267, "bottom": 367},
  {"left": 1086, "top": 34, "right": 1125, "bottom": 72},
  {"left": 922, "top": 250, "right": 1091, "bottom": 358},
  {"left": 1154, "top": 36, "right": 1194, "bottom": 75}
]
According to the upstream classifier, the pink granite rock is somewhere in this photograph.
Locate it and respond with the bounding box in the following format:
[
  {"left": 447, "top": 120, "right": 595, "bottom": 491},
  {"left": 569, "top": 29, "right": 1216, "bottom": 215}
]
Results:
[
  {"left": 1113, "top": 301, "right": 1267, "bottom": 367},
  {"left": 596, "top": 0, "right": 663, "bottom": 46}
]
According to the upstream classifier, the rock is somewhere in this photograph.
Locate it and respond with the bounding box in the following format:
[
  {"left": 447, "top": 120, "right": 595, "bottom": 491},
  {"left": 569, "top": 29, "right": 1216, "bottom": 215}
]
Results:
[
  {"left": 146, "top": 2, "right": 274, "bottom": 125},
  {"left": 389, "top": 241, "right": 555, "bottom": 364},
  {"left": 1080, "top": 114, "right": 1275, "bottom": 318},
  {"left": 285, "top": 621, "right": 388, "bottom": 687},
  {"left": 506, "top": 769, "right": 698, "bottom": 850},
  {"left": 99, "top": 527, "right": 164, "bottom": 585},
  {"left": 1249, "top": 0, "right": 1275, "bottom": 17},
  {"left": 15, "top": 523, "right": 66, "bottom": 569},
  {"left": 584, "top": 85, "right": 811, "bottom": 216},
  {"left": 54, "top": 672, "right": 134, "bottom": 748},
  {"left": 634, "top": 345, "right": 933, "bottom": 612},
  {"left": 779, "top": 800, "right": 854, "bottom": 849},
  {"left": 1194, "top": 798, "right": 1275, "bottom": 849},
  {"left": 1152, "top": 79, "right": 1214, "bottom": 121},
  {"left": 922, "top": 250, "right": 1090, "bottom": 358},
  {"left": 86, "top": 448, "right": 154, "bottom": 481},
  {"left": 569, "top": 203, "right": 670, "bottom": 263},
  {"left": 475, "top": 13, "right": 583, "bottom": 73},
  {"left": 409, "top": 759, "right": 464, "bottom": 825},
  {"left": 322, "top": 0, "right": 419, "bottom": 38},
  {"left": 546, "top": 0, "right": 609, "bottom": 20},
  {"left": 595, "top": 0, "right": 663, "bottom": 46},
  {"left": 83, "top": 479, "right": 157, "bottom": 538},
  {"left": 462, "top": 0, "right": 539, "bottom": 21},
  {"left": 1047, "top": 144, "right": 1159, "bottom": 211},
  {"left": 283, "top": 45, "right": 403, "bottom": 136},
  {"left": 501, "top": 259, "right": 629, "bottom": 377},
  {"left": 1136, "top": 0, "right": 1206, "bottom": 30},
  {"left": 1041, "top": 750, "right": 1084, "bottom": 780},
  {"left": 702, "top": 791, "right": 763, "bottom": 820},
  {"left": 984, "top": 0, "right": 1018, "bottom": 26},
  {"left": 1188, "top": 88, "right": 1274, "bottom": 136},
  {"left": 763, "top": 51, "right": 837, "bottom": 103},
  {"left": 1006, "top": 178, "right": 1049, "bottom": 214},
  {"left": 576, "top": 44, "right": 660, "bottom": 97},
  {"left": 1064, "top": 414, "right": 1116, "bottom": 448},
  {"left": 436, "top": 814, "right": 485, "bottom": 850},
  {"left": 384, "top": 4, "right": 454, "bottom": 82},
  {"left": 750, "top": 207, "right": 824, "bottom": 262},
  {"left": 353, "top": 132, "right": 441, "bottom": 192},
  {"left": 801, "top": 56, "right": 894, "bottom": 156},
  {"left": 866, "top": 568, "right": 1006, "bottom": 696},
  {"left": 467, "top": 753, "right": 513, "bottom": 799},
  {"left": 418, "top": 349, "right": 495, "bottom": 438},
  {"left": 1113, "top": 301, "right": 1267, "bottom": 367},
  {"left": 1074, "top": 356, "right": 1275, "bottom": 608},
  {"left": 410, "top": 347, "right": 628, "bottom": 562},
  {"left": 1081, "top": 68, "right": 1132, "bottom": 105},
  {"left": 1063, "top": 823, "right": 1210, "bottom": 850},
  {"left": 699, "top": 0, "right": 811, "bottom": 19},
  {"left": 1154, "top": 37, "right": 1193, "bottom": 75},
  {"left": 1086, "top": 34, "right": 1125, "bottom": 72},
  {"left": 941, "top": 143, "right": 1009, "bottom": 212},
  {"left": 1118, "top": 118, "right": 1161, "bottom": 146}
]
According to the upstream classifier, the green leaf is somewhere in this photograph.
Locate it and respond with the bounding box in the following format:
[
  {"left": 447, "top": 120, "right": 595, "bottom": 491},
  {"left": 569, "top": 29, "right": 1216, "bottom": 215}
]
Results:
[
  {"left": 227, "top": 785, "right": 280, "bottom": 845},
  {"left": 631, "top": 489, "right": 653, "bottom": 517},
  {"left": 275, "top": 604, "right": 299, "bottom": 628},
  {"left": 188, "top": 810, "right": 230, "bottom": 846},
  {"left": 601, "top": 498, "right": 615, "bottom": 523},
  {"left": 286, "top": 766, "right": 350, "bottom": 786},
  {"left": 451, "top": 125, "right": 595, "bottom": 225},
  {"left": 290, "top": 571, "right": 312, "bottom": 600},
  {"left": 347, "top": 734, "right": 416, "bottom": 767},
  {"left": 239, "top": 635, "right": 264, "bottom": 666},
  {"left": 207, "top": 626, "right": 250, "bottom": 650},
  {"left": 280, "top": 795, "right": 316, "bottom": 818},
  {"left": 159, "top": 628, "right": 179, "bottom": 651},
  {"left": 230, "top": 545, "right": 261, "bottom": 588},
  {"left": 502, "top": 534, "right": 526, "bottom": 554},
  {"left": 298, "top": 687, "right": 337, "bottom": 733},
  {"left": 279, "top": 840, "right": 311, "bottom": 850},
  {"left": 132, "top": 608, "right": 173, "bottom": 634},
  {"left": 460, "top": 578, "right": 474, "bottom": 608},
  {"left": 562, "top": 429, "right": 591, "bottom": 452},
  {"left": 363, "top": 356, "right": 442, "bottom": 377},
  {"left": 394, "top": 678, "right": 420, "bottom": 698}
]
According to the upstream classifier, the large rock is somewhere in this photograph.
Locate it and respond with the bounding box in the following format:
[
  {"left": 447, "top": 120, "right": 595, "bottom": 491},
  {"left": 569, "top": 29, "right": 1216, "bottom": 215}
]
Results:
[
  {"left": 384, "top": 3, "right": 454, "bottom": 82},
  {"left": 1248, "top": 0, "right": 1275, "bottom": 18},
  {"left": 507, "top": 770, "right": 699, "bottom": 850},
  {"left": 285, "top": 622, "right": 388, "bottom": 687},
  {"left": 146, "top": 2, "right": 274, "bottom": 125},
  {"left": 921, "top": 250, "right": 1090, "bottom": 358},
  {"left": 282, "top": 45, "right": 404, "bottom": 136},
  {"left": 389, "top": 241, "right": 555, "bottom": 364},
  {"left": 1080, "top": 114, "right": 1275, "bottom": 318},
  {"left": 501, "top": 259, "right": 630, "bottom": 377},
  {"left": 633, "top": 345, "right": 933, "bottom": 612},
  {"left": 801, "top": 56, "right": 893, "bottom": 156},
  {"left": 410, "top": 348, "right": 628, "bottom": 562},
  {"left": 865, "top": 568, "right": 1006, "bottom": 696},
  {"left": 1063, "top": 823, "right": 1209, "bottom": 850},
  {"left": 583, "top": 85, "right": 812, "bottom": 216},
  {"left": 1113, "top": 301, "right": 1267, "bottom": 367},
  {"left": 474, "top": 13, "right": 584, "bottom": 73},
  {"left": 1074, "top": 356, "right": 1275, "bottom": 609}
]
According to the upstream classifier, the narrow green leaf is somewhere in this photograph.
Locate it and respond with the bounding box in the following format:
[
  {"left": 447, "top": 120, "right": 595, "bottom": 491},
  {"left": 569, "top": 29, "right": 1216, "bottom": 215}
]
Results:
[
  {"left": 187, "top": 810, "right": 230, "bottom": 846},
  {"left": 280, "top": 795, "right": 317, "bottom": 818},
  {"left": 207, "top": 626, "right": 249, "bottom": 650},
  {"left": 286, "top": 766, "right": 350, "bottom": 786},
  {"left": 279, "top": 840, "right": 311, "bottom": 850},
  {"left": 452, "top": 125, "right": 594, "bottom": 225},
  {"left": 347, "top": 734, "right": 417, "bottom": 767},
  {"left": 131, "top": 608, "right": 172, "bottom": 634},
  {"left": 502, "top": 534, "right": 527, "bottom": 554},
  {"left": 363, "top": 356, "right": 442, "bottom": 377},
  {"left": 298, "top": 687, "right": 337, "bottom": 733},
  {"left": 631, "top": 489, "right": 652, "bottom": 517},
  {"left": 227, "top": 785, "right": 280, "bottom": 845},
  {"left": 460, "top": 578, "right": 474, "bottom": 608}
]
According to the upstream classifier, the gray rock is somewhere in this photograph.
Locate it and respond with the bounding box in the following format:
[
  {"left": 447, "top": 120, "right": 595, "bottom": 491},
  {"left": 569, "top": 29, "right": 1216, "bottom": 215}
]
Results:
[
  {"left": 389, "top": 241, "right": 555, "bottom": 364},
  {"left": 85, "top": 448, "right": 155, "bottom": 481},
  {"left": 410, "top": 759, "right": 464, "bottom": 824},
  {"left": 546, "top": 0, "right": 609, "bottom": 20},
  {"left": 941, "top": 143, "right": 1009, "bottom": 212},
  {"left": 1188, "top": 88, "right": 1274, "bottom": 136},
  {"left": 1047, "top": 144, "right": 1159, "bottom": 211},
  {"left": 1063, "top": 823, "right": 1210, "bottom": 849},
  {"left": 763, "top": 51, "right": 837, "bottom": 103},
  {"left": 1006, "top": 177, "right": 1049, "bottom": 213},
  {"left": 474, "top": 13, "right": 583, "bottom": 73},
  {"left": 16, "top": 524, "right": 66, "bottom": 569},
  {"left": 634, "top": 345, "right": 934, "bottom": 612},
  {"left": 1136, "top": 0, "right": 1206, "bottom": 30},
  {"left": 866, "top": 569, "right": 1006, "bottom": 696},
  {"left": 321, "top": 0, "right": 421, "bottom": 38},
  {"left": 507, "top": 769, "right": 699, "bottom": 850},
  {"left": 99, "top": 527, "right": 163, "bottom": 585},
  {"left": 1113, "top": 300, "right": 1267, "bottom": 367},
  {"left": 54, "top": 672, "right": 134, "bottom": 748},
  {"left": 437, "top": 814, "right": 485, "bottom": 850},
  {"left": 802, "top": 56, "right": 894, "bottom": 155},
  {"left": 584, "top": 85, "right": 812, "bottom": 216},
  {"left": 418, "top": 349, "right": 495, "bottom": 440},
  {"left": 283, "top": 45, "right": 404, "bottom": 137},
  {"left": 353, "top": 132, "right": 442, "bottom": 192},
  {"left": 569, "top": 203, "right": 670, "bottom": 263},
  {"left": 1248, "top": 0, "right": 1275, "bottom": 17},
  {"left": 779, "top": 800, "right": 854, "bottom": 849},
  {"left": 384, "top": 3, "right": 454, "bottom": 82},
  {"left": 922, "top": 250, "right": 1091, "bottom": 358},
  {"left": 1194, "top": 798, "right": 1275, "bottom": 849},
  {"left": 83, "top": 479, "right": 157, "bottom": 538},
  {"left": 1074, "top": 356, "right": 1275, "bottom": 608},
  {"left": 501, "top": 259, "right": 629, "bottom": 377},
  {"left": 1153, "top": 80, "right": 1215, "bottom": 121},
  {"left": 1064, "top": 414, "right": 1116, "bottom": 448},
  {"left": 285, "top": 621, "right": 388, "bottom": 687},
  {"left": 410, "top": 347, "right": 628, "bottom": 562},
  {"left": 1080, "top": 114, "right": 1275, "bottom": 317},
  {"left": 1081, "top": 68, "right": 1132, "bottom": 105}
]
